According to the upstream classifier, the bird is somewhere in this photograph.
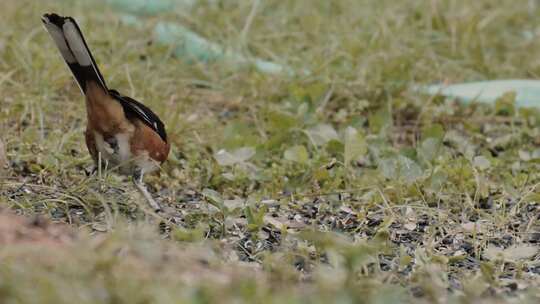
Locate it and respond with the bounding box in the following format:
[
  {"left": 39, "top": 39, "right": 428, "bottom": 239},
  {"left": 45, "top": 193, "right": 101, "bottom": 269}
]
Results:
[{"left": 41, "top": 13, "right": 170, "bottom": 211}]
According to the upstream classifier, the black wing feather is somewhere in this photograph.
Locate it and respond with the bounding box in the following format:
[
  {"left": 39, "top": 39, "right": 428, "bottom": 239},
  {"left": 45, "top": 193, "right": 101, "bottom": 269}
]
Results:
[{"left": 109, "top": 90, "right": 168, "bottom": 142}]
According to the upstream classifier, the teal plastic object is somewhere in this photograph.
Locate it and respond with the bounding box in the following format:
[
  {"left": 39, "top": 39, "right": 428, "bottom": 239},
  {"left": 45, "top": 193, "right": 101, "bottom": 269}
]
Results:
[
  {"left": 154, "top": 22, "right": 296, "bottom": 75},
  {"left": 415, "top": 80, "right": 540, "bottom": 108},
  {"left": 105, "top": 0, "right": 299, "bottom": 75},
  {"left": 105, "top": 0, "right": 195, "bottom": 16}
]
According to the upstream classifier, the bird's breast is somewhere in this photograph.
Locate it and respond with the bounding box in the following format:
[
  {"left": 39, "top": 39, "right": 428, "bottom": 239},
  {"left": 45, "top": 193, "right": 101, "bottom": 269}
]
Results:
[
  {"left": 92, "top": 131, "right": 161, "bottom": 175},
  {"left": 93, "top": 132, "right": 132, "bottom": 172}
]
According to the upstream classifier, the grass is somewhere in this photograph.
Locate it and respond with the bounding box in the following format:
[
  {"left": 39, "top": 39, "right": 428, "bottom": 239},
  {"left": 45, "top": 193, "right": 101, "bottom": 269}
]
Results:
[{"left": 1, "top": 0, "right": 539, "bottom": 303}]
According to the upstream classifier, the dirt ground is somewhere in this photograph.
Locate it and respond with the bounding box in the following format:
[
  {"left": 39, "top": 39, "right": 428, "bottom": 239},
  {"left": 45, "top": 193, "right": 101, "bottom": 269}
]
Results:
[{"left": 0, "top": 209, "right": 76, "bottom": 247}]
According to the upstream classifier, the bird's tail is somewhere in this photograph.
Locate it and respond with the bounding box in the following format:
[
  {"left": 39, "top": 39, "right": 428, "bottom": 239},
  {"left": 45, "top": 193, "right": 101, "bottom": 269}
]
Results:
[{"left": 41, "top": 13, "right": 108, "bottom": 93}]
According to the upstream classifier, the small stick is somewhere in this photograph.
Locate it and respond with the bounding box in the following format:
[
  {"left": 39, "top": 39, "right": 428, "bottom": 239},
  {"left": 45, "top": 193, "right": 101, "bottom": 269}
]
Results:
[{"left": 133, "top": 180, "right": 161, "bottom": 212}]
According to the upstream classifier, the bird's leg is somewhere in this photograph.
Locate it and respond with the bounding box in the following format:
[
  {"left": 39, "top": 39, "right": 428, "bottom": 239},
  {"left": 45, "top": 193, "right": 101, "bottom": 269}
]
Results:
[
  {"left": 90, "top": 156, "right": 109, "bottom": 179},
  {"left": 96, "top": 152, "right": 111, "bottom": 179},
  {"left": 133, "top": 168, "right": 161, "bottom": 211}
]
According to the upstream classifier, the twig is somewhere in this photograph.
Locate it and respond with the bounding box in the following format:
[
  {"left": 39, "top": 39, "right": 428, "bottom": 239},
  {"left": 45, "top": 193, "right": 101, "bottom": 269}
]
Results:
[
  {"left": 133, "top": 180, "right": 161, "bottom": 212},
  {"left": 240, "top": 0, "right": 261, "bottom": 48}
]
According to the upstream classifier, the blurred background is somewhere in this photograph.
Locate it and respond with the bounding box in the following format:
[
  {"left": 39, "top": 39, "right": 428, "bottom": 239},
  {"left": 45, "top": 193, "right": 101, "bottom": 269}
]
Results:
[{"left": 0, "top": 1, "right": 539, "bottom": 303}]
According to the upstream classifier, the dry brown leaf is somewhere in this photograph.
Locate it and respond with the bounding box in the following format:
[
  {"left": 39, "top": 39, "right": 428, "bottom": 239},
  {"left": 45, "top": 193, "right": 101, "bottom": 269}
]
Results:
[
  {"left": 263, "top": 215, "right": 287, "bottom": 230},
  {"left": 461, "top": 222, "right": 486, "bottom": 233},
  {"left": 404, "top": 222, "right": 417, "bottom": 231},
  {"left": 263, "top": 215, "right": 307, "bottom": 230},
  {"left": 340, "top": 206, "right": 355, "bottom": 215},
  {"left": 484, "top": 245, "right": 538, "bottom": 262}
]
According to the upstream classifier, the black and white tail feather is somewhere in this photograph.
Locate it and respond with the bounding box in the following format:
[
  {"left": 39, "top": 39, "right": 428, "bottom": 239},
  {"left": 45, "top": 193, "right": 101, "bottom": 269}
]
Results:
[
  {"left": 41, "top": 13, "right": 108, "bottom": 93},
  {"left": 41, "top": 13, "right": 168, "bottom": 142}
]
